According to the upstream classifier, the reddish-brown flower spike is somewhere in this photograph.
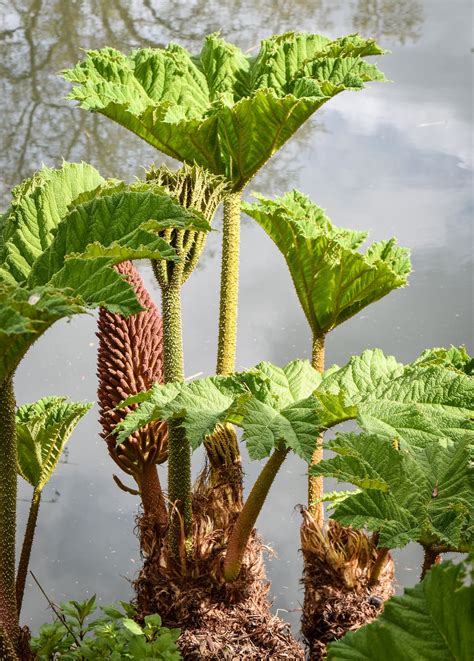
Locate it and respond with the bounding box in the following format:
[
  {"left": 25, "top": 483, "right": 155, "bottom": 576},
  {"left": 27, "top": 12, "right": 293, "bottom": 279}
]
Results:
[{"left": 97, "top": 261, "right": 168, "bottom": 479}]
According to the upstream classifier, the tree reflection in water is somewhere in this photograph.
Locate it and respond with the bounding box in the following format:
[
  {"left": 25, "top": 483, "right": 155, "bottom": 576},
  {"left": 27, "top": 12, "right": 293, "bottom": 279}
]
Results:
[{"left": 0, "top": 0, "right": 423, "bottom": 205}]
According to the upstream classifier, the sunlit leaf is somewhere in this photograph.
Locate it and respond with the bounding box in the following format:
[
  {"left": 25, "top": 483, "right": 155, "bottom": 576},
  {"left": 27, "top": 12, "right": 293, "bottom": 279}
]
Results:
[
  {"left": 17, "top": 396, "right": 93, "bottom": 490},
  {"left": 311, "top": 431, "right": 473, "bottom": 549},
  {"left": 0, "top": 162, "right": 105, "bottom": 284},
  {"left": 63, "top": 32, "right": 386, "bottom": 190},
  {"left": 243, "top": 191, "right": 410, "bottom": 334}
]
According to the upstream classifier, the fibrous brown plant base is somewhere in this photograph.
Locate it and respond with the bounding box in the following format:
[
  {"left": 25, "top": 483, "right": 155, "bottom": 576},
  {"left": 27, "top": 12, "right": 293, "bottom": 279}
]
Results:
[
  {"left": 300, "top": 510, "right": 394, "bottom": 660},
  {"left": 134, "top": 468, "right": 304, "bottom": 660}
]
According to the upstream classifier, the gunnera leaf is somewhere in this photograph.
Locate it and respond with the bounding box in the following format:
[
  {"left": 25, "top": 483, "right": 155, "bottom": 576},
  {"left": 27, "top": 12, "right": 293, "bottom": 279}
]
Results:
[
  {"left": 16, "top": 396, "right": 93, "bottom": 490},
  {"left": 243, "top": 191, "right": 411, "bottom": 335},
  {"left": 63, "top": 33, "right": 386, "bottom": 190}
]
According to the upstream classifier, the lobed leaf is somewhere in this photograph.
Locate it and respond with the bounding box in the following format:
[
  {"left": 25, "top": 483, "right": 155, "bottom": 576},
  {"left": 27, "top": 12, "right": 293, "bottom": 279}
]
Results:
[
  {"left": 0, "top": 162, "right": 105, "bottom": 285},
  {"left": 63, "top": 32, "right": 386, "bottom": 189},
  {"left": 17, "top": 396, "right": 93, "bottom": 489},
  {"left": 311, "top": 431, "right": 473, "bottom": 549},
  {"left": 243, "top": 191, "right": 411, "bottom": 335}
]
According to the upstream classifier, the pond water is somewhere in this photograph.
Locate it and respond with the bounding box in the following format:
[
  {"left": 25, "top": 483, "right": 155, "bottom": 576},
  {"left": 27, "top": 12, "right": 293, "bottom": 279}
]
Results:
[{"left": 1, "top": 0, "right": 472, "bottom": 636}]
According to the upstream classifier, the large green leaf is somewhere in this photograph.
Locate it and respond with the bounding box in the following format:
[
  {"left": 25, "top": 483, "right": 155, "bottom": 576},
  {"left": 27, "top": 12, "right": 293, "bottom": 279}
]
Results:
[
  {"left": 117, "top": 349, "right": 474, "bottom": 465},
  {"left": 17, "top": 396, "right": 93, "bottom": 490},
  {"left": 0, "top": 162, "right": 105, "bottom": 285},
  {"left": 0, "top": 163, "right": 203, "bottom": 385},
  {"left": 316, "top": 349, "right": 474, "bottom": 447},
  {"left": 116, "top": 360, "right": 323, "bottom": 460},
  {"left": 115, "top": 374, "right": 247, "bottom": 451},
  {"left": 327, "top": 557, "right": 474, "bottom": 660},
  {"left": 0, "top": 283, "right": 86, "bottom": 384},
  {"left": 243, "top": 191, "right": 411, "bottom": 335},
  {"left": 63, "top": 33, "right": 386, "bottom": 190},
  {"left": 227, "top": 360, "right": 323, "bottom": 460},
  {"left": 29, "top": 184, "right": 209, "bottom": 288},
  {"left": 311, "top": 431, "right": 473, "bottom": 549}
]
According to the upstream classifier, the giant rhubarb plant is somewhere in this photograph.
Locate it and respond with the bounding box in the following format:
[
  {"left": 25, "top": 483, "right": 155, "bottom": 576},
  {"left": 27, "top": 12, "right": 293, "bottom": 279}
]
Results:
[
  {"left": 243, "top": 190, "right": 411, "bottom": 516},
  {"left": 243, "top": 190, "right": 411, "bottom": 652},
  {"left": 63, "top": 32, "right": 387, "bottom": 476},
  {"left": 312, "top": 347, "right": 474, "bottom": 579},
  {"left": 116, "top": 348, "right": 473, "bottom": 581},
  {"left": 15, "top": 396, "right": 93, "bottom": 614},
  {"left": 0, "top": 161, "right": 206, "bottom": 653}
]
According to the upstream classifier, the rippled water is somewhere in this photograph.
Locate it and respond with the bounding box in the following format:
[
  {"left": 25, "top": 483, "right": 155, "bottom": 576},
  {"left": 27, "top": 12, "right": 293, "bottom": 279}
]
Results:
[{"left": 1, "top": 0, "right": 472, "bottom": 634}]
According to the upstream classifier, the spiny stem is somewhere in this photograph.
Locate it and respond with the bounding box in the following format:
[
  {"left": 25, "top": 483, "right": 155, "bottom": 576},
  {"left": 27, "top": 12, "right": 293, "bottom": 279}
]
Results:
[
  {"left": 223, "top": 447, "right": 289, "bottom": 582},
  {"left": 216, "top": 192, "right": 241, "bottom": 376},
  {"left": 161, "top": 281, "right": 185, "bottom": 385},
  {"left": 0, "top": 376, "right": 18, "bottom": 650},
  {"left": 308, "top": 334, "right": 325, "bottom": 525},
  {"left": 421, "top": 545, "right": 442, "bottom": 580},
  {"left": 16, "top": 487, "right": 41, "bottom": 615},
  {"left": 368, "top": 547, "right": 390, "bottom": 586},
  {"left": 161, "top": 281, "right": 192, "bottom": 558},
  {"left": 0, "top": 625, "right": 18, "bottom": 661}
]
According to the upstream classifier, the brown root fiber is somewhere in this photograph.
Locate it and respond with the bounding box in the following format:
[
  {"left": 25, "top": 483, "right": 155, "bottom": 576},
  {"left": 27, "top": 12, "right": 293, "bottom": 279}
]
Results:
[
  {"left": 300, "top": 510, "right": 394, "bottom": 660},
  {"left": 133, "top": 467, "right": 303, "bottom": 660}
]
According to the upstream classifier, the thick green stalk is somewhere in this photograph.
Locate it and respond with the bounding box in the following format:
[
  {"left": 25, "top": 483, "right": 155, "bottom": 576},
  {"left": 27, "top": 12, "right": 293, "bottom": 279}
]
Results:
[
  {"left": 223, "top": 447, "right": 289, "bottom": 582},
  {"left": 161, "top": 280, "right": 192, "bottom": 558},
  {"left": 161, "top": 281, "right": 185, "bottom": 385},
  {"left": 308, "top": 334, "right": 325, "bottom": 525},
  {"left": 0, "top": 376, "right": 18, "bottom": 650},
  {"left": 368, "top": 547, "right": 390, "bottom": 586},
  {"left": 16, "top": 488, "right": 41, "bottom": 615},
  {"left": 216, "top": 192, "right": 241, "bottom": 376}
]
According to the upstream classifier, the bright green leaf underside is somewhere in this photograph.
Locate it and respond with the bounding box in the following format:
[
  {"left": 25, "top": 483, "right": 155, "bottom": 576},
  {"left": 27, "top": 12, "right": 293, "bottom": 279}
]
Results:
[
  {"left": 63, "top": 32, "right": 386, "bottom": 189},
  {"left": 0, "top": 162, "right": 207, "bottom": 384},
  {"left": 17, "top": 396, "right": 93, "bottom": 489},
  {"left": 243, "top": 190, "right": 411, "bottom": 334}
]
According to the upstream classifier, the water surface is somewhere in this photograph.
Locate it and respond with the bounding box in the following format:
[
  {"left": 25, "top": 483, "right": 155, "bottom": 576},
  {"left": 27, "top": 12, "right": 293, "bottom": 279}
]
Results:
[{"left": 0, "top": 0, "right": 472, "bottom": 634}]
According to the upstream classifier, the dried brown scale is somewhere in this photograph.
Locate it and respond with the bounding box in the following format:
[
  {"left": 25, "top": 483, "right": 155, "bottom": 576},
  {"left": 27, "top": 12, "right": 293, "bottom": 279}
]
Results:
[
  {"left": 134, "top": 471, "right": 303, "bottom": 660},
  {"left": 300, "top": 511, "right": 394, "bottom": 659},
  {"left": 97, "top": 260, "right": 168, "bottom": 537}
]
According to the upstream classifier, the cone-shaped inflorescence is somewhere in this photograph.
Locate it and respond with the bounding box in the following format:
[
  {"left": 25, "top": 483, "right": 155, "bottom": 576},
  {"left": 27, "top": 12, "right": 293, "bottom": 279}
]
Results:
[{"left": 97, "top": 260, "right": 168, "bottom": 538}]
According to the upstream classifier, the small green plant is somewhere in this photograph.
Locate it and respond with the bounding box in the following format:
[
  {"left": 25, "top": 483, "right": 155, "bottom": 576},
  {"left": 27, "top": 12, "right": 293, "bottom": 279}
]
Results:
[
  {"left": 30, "top": 597, "right": 181, "bottom": 660},
  {"left": 16, "top": 397, "right": 93, "bottom": 614}
]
